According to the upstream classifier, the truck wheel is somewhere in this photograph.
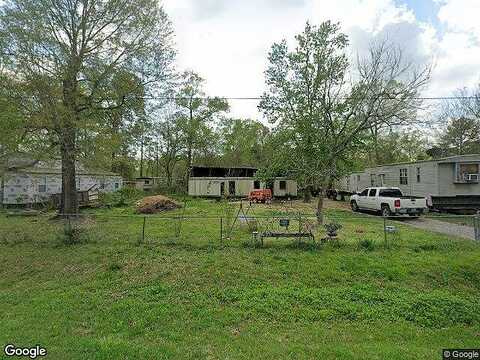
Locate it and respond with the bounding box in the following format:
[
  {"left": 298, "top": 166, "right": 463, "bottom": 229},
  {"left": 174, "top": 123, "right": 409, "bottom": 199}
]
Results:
[
  {"left": 351, "top": 201, "right": 359, "bottom": 212},
  {"left": 381, "top": 205, "right": 392, "bottom": 217}
]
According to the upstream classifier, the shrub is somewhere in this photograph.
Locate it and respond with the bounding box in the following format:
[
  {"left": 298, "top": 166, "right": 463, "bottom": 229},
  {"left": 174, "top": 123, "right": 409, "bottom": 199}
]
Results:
[
  {"left": 99, "top": 187, "right": 144, "bottom": 208},
  {"left": 324, "top": 221, "right": 342, "bottom": 237},
  {"left": 358, "top": 238, "right": 375, "bottom": 251}
]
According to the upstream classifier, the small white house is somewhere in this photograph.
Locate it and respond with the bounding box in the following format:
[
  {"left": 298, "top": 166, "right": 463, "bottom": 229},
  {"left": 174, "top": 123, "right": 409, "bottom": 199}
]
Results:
[{"left": 0, "top": 154, "right": 123, "bottom": 205}]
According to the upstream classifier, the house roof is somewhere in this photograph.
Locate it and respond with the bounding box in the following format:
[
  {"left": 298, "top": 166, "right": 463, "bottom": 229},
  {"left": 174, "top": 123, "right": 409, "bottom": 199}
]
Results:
[
  {"left": 1, "top": 154, "right": 120, "bottom": 177},
  {"left": 364, "top": 154, "right": 480, "bottom": 171}
]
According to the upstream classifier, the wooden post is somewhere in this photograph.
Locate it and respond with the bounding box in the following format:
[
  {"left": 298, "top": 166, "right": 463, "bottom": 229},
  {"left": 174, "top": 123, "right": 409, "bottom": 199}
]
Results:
[
  {"left": 475, "top": 212, "right": 480, "bottom": 241},
  {"left": 142, "top": 216, "right": 146, "bottom": 243},
  {"left": 383, "top": 215, "right": 387, "bottom": 245},
  {"left": 220, "top": 217, "right": 223, "bottom": 243}
]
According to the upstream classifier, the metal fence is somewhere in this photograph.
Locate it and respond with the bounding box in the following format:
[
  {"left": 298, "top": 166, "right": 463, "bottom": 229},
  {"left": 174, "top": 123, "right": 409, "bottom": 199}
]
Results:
[{"left": 2, "top": 208, "right": 479, "bottom": 249}]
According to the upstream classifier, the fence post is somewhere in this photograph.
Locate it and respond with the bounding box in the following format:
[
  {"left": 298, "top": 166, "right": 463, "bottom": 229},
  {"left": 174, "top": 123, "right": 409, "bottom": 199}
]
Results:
[
  {"left": 475, "top": 212, "right": 480, "bottom": 241},
  {"left": 142, "top": 216, "right": 146, "bottom": 243},
  {"left": 220, "top": 217, "right": 223, "bottom": 243},
  {"left": 383, "top": 215, "right": 387, "bottom": 245}
]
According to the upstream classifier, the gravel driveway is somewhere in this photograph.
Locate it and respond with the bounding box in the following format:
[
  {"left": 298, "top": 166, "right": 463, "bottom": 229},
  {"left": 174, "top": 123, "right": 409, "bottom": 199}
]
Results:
[{"left": 398, "top": 217, "right": 475, "bottom": 240}]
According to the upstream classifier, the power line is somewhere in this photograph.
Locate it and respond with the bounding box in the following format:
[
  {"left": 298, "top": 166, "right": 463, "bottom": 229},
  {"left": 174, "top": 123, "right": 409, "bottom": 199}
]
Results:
[{"left": 142, "top": 95, "right": 478, "bottom": 101}]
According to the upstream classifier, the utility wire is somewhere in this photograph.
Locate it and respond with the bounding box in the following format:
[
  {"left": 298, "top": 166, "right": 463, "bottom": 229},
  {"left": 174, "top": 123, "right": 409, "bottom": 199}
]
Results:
[{"left": 140, "top": 95, "right": 479, "bottom": 101}]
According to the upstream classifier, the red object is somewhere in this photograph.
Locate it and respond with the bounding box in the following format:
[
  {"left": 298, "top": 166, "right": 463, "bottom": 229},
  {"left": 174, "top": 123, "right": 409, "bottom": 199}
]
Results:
[
  {"left": 248, "top": 189, "right": 272, "bottom": 203},
  {"left": 394, "top": 199, "right": 401, "bottom": 208}
]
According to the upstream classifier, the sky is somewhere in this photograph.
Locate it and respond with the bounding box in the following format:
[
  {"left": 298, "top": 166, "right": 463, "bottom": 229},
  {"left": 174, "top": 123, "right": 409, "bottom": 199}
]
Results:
[{"left": 162, "top": 0, "right": 480, "bottom": 120}]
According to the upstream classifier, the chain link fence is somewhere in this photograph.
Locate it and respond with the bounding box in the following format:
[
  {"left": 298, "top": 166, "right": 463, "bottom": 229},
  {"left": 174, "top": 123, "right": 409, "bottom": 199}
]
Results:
[{"left": 2, "top": 205, "right": 479, "bottom": 249}]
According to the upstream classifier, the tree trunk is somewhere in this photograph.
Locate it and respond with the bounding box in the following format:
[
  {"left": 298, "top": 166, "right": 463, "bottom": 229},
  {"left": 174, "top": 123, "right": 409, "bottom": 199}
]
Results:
[
  {"left": 303, "top": 186, "right": 312, "bottom": 203},
  {"left": 316, "top": 188, "right": 324, "bottom": 225},
  {"left": 139, "top": 139, "right": 144, "bottom": 177},
  {"left": 185, "top": 144, "right": 193, "bottom": 189},
  {"left": 60, "top": 73, "right": 79, "bottom": 215},
  {"left": 60, "top": 126, "right": 78, "bottom": 215}
]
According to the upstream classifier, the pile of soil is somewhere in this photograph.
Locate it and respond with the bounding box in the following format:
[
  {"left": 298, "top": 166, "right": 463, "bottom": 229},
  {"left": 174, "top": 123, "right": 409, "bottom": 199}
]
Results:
[{"left": 135, "top": 195, "right": 180, "bottom": 214}]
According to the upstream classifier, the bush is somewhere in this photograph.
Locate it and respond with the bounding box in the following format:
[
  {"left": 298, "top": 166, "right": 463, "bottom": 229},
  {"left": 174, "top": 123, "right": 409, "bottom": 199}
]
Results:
[
  {"left": 358, "top": 238, "right": 375, "bottom": 251},
  {"left": 324, "top": 221, "right": 342, "bottom": 237},
  {"left": 61, "top": 223, "right": 87, "bottom": 245},
  {"left": 99, "top": 187, "right": 144, "bottom": 208}
]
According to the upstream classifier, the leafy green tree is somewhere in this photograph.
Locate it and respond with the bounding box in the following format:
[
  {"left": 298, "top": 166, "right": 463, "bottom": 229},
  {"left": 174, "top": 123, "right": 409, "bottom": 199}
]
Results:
[
  {"left": 438, "top": 117, "right": 480, "bottom": 155},
  {"left": 175, "top": 71, "right": 229, "bottom": 182},
  {"left": 0, "top": 0, "right": 175, "bottom": 214},
  {"left": 218, "top": 118, "right": 270, "bottom": 166},
  {"left": 259, "top": 22, "right": 429, "bottom": 223}
]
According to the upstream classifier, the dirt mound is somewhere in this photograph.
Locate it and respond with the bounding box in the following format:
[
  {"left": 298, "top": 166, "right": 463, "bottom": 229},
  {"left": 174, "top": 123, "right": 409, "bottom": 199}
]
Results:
[{"left": 135, "top": 195, "right": 180, "bottom": 214}]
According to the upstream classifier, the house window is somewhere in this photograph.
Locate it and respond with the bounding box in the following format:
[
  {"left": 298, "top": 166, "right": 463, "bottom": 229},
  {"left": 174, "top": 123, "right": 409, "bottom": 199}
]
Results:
[
  {"left": 76, "top": 177, "right": 81, "bottom": 190},
  {"left": 400, "top": 169, "right": 408, "bottom": 185},
  {"left": 279, "top": 180, "right": 286, "bottom": 190},
  {"left": 100, "top": 179, "right": 106, "bottom": 189},
  {"left": 38, "top": 177, "right": 47, "bottom": 193},
  {"left": 144, "top": 179, "right": 150, "bottom": 185},
  {"left": 254, "top": 180, "right": 261, "bottom": 190},
  {"left": 378, "top": 174, "right": 385, "bottom": 186},
  {"left": 457, "top": 163, "right": 479, "bottom": 182},
  {"left": 115, "top": 182, "right": 119, "bottom": 190},
  {"left": 357, "top": 175, "right": 361, "bottom": 182},
  {"left": 416, "top": 168, "right": 421, "bottom": 183},
  {"left": 370, "top": 174, "right": 375, "bottom": 186},
  {"left": 229, "top": 181, "right": 236, "bottom": 195}
]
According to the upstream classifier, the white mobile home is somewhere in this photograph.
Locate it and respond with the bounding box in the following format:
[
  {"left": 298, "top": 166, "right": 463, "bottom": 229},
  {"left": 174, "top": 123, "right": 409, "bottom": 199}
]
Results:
[
  {"left": 0, "top": 154, "right": 123, "bottom": 206},
  {"left": 188, "top": 166, "right": 298, "bottom": 198},
  {"left": 337, "top": 154, "right": 480, "bottom": 211}
]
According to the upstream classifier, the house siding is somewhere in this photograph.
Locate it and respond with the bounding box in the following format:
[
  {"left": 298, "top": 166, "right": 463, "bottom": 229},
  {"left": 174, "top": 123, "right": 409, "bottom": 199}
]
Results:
[
  {"left": 2, "top": 172, "right": 123, "bottom": 205},
  {"left": 188, "top": 177, "right": 298, "bottom": 198},
  {"left": 438, "top": 163, "right": 480, "bottom": 195}
]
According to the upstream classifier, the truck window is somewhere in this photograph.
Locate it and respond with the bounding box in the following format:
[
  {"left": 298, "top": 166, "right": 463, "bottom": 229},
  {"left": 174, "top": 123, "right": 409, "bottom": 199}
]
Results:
[
  {"left": 368, "top": 189, "right": 377, "bottom": 197},
  {"left": 359, "top": 189, "right": 369, "bottom": 196},
  {"left": 379, "top": 189, "right": 403, "bottom": 197}
]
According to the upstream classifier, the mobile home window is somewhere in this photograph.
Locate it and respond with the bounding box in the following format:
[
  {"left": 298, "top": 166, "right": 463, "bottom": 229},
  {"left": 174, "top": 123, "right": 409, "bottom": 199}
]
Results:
[
  {"left": 370, "top": 174, "right": 375, "bottom": 186},
  {"left": 254, "top": 180, "right": 261, "bottom": 190},
  {"left": 400, "top": 169, "right": 408, "bottom": 185},
  {"left": 38, "top": 177, "right": 47, "bottom": 193},
  {"left": 378, "top": 174, "right": 385, "bottom": 186},
  {"left": 279, "top": 180, "right": 286, "bottom": 190},
  {"left": 416, "top": 167, "right": 421, "bottom": 183}
]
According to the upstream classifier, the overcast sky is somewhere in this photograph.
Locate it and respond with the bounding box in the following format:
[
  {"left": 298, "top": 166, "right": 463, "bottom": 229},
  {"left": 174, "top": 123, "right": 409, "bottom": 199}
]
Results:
[{"left": 163, "top": 0, "right": 480, "bottom": 120}]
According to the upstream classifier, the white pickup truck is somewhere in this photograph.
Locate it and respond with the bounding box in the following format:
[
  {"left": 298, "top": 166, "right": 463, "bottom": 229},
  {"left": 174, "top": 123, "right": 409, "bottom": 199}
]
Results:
[{"left": 350, "top": 187, "right": 428, "bottom": 217}]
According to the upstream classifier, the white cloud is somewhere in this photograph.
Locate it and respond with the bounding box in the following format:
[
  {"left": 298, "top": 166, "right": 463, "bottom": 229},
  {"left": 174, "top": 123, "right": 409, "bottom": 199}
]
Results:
[{"left": 162, "top": 0, "right": 480, "bottom": 119}]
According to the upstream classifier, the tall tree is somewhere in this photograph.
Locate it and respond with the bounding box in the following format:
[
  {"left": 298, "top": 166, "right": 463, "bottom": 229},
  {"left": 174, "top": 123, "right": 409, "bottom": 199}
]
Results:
[
  {"left": 259, "top": 22, "right": 430, "bottom": 223},
  {"left": 157, "top": 115, "right": 183, "bottom": 189},
  {"left": 175, "top": 71, "right": 229, "bottom": 183},
  {"left": 438, "top": 117, "right": 480, "bottom": 155},
  {"left": 218, "top": 118, "right": 270, "bottom": 166},
  {"left": 436, "top": 85, "right": 480, "bottom": 155},
  {"left": 0, "top": 0, "right": 175, "bottom": 214}
]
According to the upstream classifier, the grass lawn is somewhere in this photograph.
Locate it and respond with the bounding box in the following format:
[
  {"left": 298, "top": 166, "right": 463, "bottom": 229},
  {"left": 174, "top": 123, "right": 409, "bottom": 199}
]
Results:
[{"left": 0, "top": 197, "right": 479, "bottom": 359}]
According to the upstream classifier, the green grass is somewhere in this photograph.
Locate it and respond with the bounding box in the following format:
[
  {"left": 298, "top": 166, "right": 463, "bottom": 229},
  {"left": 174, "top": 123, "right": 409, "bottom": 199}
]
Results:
[{"left": 0, "top": 198, "right": 479, "bottom": 359}]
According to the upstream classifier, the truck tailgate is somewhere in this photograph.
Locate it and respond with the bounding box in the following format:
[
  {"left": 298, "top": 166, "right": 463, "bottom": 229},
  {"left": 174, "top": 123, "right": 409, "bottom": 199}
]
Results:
[{"left": 401, "top": 198, "right": 427, "bottom": 208}]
